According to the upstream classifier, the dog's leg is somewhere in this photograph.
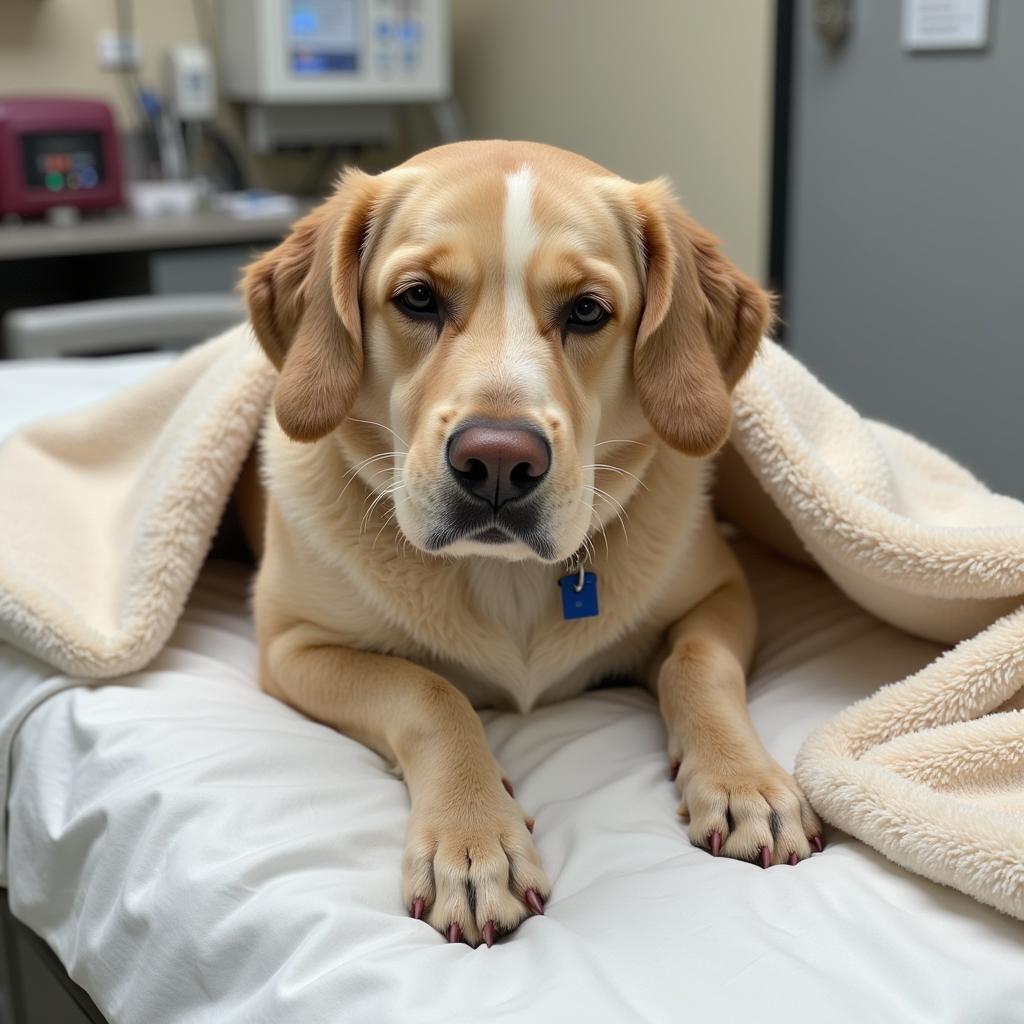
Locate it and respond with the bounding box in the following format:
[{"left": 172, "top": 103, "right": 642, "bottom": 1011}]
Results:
[
  {"left": 655, "top": 578, "right": 823, "bottom": 866},
  {"left": 263, "top": 625, "right": 550, "bottom": 946}
]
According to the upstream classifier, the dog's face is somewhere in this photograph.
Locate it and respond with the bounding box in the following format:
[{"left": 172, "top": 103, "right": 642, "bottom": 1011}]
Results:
[{"left": 245, "top": 142, "right": 770, "bottom": 563}]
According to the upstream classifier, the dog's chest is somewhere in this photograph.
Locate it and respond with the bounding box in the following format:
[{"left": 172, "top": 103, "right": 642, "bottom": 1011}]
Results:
[
  {"left": 462, "top": 561, "right": 554, "bottom": 652},
  {"left": 374, "top": 555, "right": 661, "bottom": 712}
]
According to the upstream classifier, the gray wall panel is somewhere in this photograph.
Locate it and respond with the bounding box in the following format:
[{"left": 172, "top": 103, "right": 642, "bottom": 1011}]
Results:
[{"left": 787, "top": 0, "right": 1023, "bottom": 496}]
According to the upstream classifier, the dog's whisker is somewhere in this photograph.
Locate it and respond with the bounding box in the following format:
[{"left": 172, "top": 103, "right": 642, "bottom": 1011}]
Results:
[
  {"left": 360, "top": 482, "right": 405, "bottom": 533},
  {"left": 343, "top": 450, "right": 405, "bottom": 484},
  {"left": 590, "top": 484, "right": 630, "bottom": 520},
  {"left": 581, "top": 463, "right": 648, "bottom": 491},
  {"left": 359, "top": 485, "right": 395, "bottom": 529},
  {"left": 360, "top": 477, "right": 405, "bottom": 510},
  {"left": 581, "top": 533, "right": 597, "bottom": 566},
  {"left": 372, "top": 507, "right": 400, "bottom": 549},
  {"left": 586, "top": 485, "right": 630, "bottom": 543},
  {"left": 587, "top": 506, "right": 612, "bottom": 559},
  {"left": 592, "top": 438, "right": 649, "bottom": 449},
  {"left": 366, "top": 464, "right": 400, "bottom": 484},
  {"left": 355, "top": 475, "right": 400, "bottom": 509},
  {"left": 333, "top": 451, "right": 406, "bottom": 507},
  {"left": 372, "top": 517, "right": 396, "bottom": 550},
  {"left": 346, "top": 417, "right": 409, "bottom": 449},
  {"left": 358, "top": 470, "right": 405, "bottom": 507}
]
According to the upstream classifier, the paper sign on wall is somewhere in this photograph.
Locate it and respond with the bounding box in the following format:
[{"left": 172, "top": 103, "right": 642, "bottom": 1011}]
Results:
[{"left": 902, "top": 0, "right": 989, "bottom": 50}]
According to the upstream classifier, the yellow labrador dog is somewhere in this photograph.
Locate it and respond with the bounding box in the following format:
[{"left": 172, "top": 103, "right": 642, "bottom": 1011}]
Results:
[{"left": 241, "top": 140, "right": 822, "bottom": 948}]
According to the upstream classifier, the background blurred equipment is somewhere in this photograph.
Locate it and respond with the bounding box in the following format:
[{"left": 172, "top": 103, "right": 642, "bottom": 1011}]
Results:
[
  {"left": 136, "top": 86, "right": 189, "bottom": 181},
  {"left": 164, "top": 44, "right": 217, "bottom": 122},
  {"left": 902, "top": 0, "right": 989, "bottom": 50},
  {"left": 218, "top": 0, "right": 449, "bottom": 104},
  {"left": 0, "top": 97, "right": 124, "bottom": 218},
  {"left": 163, "top": 44, "right": 220, "bottom": 185},
  {"left": 126, "top": 178, "right": 204, "bottom": 218},
  {"left": 2, "top": 293, "right": 243, "bottom": 358},
  {"left": 813, "top": 0, "right": 851, "bottom": 49},
  {"left": 216, "top": 0, "right": 454, "bottom": 152},
  {"left": 0, "top": 200, "right": 305, "bottom": 357}
]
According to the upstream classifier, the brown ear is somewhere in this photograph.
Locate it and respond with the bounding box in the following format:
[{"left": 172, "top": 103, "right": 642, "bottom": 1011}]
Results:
[
  {"left": 631, "top": 180, "right": 772, "bottom": 457},
  {"left": 242, "top": 169, "right": 377, "bottom": 442}
]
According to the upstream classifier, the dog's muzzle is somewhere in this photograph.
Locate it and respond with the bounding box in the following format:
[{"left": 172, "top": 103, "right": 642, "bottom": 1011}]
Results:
[{"left": 425, "top": 420, "right": 555, "bottom": 557}]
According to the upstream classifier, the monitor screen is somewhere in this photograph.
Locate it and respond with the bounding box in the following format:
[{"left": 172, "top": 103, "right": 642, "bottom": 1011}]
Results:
[
  {"left": 288, "top": 0, "right": 360, "bottom": 74},
  {"left": 21, "top": 132, "right": 105, "bottom": 192}
]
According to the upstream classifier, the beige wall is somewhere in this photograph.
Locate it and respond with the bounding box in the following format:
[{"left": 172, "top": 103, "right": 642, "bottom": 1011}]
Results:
[
  {"left": 0, "top": 0, "right": 775, "bottom": 276},
  {"left": 0, "top": 0, "right": 203, "bottom": 129},
  {"left": 451, "top": 0, "right": 776, "bottom": 280}
]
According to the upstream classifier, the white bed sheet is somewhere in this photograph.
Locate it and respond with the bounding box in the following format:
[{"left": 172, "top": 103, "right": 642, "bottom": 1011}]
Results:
[
  {"left": 3, "top": 546, "right": 1023, "bottom": 1024},
  {"left": 1, "top": 354, "right": 1022, "bottom": 1023},
  {"left": 0, "top": 352, "right": 178, "bottom": 437}
]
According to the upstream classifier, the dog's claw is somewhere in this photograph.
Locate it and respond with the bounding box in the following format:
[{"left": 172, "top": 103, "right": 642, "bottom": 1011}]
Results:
[
  {"left": 759, "top": 846, "right": 772, "bottom": 869},
  {"left": 788, "top": 851, "right": 798, "bottom": 866},
  {"left": 525, "top": 889, "right": 545, "bottom": 915},
  {"left": 669, "top": 759, "right": 681, "bottom": 781},
  {"left": 525, "top": 816, "right": 535, "bottom": 833},
  {"left": 811, "top": 835, "right": 824, "bottom": 854},
  {"left": 502, "top": 777, "right": 515, "bottom": 798},
  {"left": 709, "top": 830, "right": 722, "bottom": 857},
  {"left": 411, "top": 897, "right": 425, "bottom": 920},
  {"left": 447, "top": 923, "right": 462, "bottom": 944},
  {"left": 483, "top": 920, "right": 496, "bottom": 947}
]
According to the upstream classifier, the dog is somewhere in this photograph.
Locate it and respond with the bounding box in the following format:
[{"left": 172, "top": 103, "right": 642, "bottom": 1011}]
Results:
[{"left": 240, "top": 140, "right": 822, "bottom": 949}]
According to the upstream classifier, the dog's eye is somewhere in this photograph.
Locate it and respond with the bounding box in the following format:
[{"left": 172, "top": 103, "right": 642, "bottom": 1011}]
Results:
[
  {"left": 396, "top": 284, "right": 439, "bottom": 318},
  {"left": 566, "top": 296, "right": 610, "bottom": 333}
]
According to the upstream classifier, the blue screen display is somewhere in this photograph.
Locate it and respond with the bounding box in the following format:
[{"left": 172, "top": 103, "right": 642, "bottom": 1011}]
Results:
[{"left": 288, "top": 0, "right": 360, "bottom": 76}]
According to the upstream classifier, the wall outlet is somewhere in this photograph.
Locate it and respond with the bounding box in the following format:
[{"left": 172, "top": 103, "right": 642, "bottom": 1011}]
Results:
[{"left": 97, "top": 29, "right": 143, "bottom": 71}]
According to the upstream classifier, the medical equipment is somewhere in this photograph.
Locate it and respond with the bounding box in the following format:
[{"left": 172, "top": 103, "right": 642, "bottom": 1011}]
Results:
[
  {"left": 164, "top": 44, "right": 218, "bottom": 123},
  {"left": 216, "top": 0, "right": 453, "bottom": 151},
  {"left": 0, "top": 97, "right": 124, "bottom": 218}
]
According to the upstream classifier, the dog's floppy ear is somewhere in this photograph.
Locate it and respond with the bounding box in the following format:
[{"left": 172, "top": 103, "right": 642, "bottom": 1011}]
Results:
[
  {"left": 243, "top": 169, "right": 378, "bottom": 442},
  {"left": 630, "top": 180, "right": 772, "bottom": 457}
]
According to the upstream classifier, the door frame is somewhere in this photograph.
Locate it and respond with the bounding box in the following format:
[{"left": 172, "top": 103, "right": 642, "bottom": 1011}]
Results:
[{"left": 770, "top": 0, "right": 796, "bottom": 340}]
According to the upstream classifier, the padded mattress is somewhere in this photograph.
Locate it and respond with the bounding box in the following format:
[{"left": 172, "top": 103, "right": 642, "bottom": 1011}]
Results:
[{"left": 1, "top": 355, "right": 1022, "bottom": 1023}]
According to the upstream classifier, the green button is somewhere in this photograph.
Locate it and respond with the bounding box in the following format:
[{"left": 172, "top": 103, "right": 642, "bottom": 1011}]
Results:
[{"left": 44, "top": 171, "right": 64, "bottom": 191}]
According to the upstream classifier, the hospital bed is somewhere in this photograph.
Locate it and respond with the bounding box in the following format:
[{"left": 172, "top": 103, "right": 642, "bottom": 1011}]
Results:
[{"left": 0, "top": 313, "right": 1021, "bottom": 1023}]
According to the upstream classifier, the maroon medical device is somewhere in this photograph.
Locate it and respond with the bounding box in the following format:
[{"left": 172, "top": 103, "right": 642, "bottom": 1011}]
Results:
[{"left": 0, "top": 96, "right": 124, "bottom": 218}]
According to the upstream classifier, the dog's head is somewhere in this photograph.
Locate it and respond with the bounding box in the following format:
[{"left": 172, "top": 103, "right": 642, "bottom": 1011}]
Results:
[{"left": 244, "top": 141, "right": 770, "bottom": 563}]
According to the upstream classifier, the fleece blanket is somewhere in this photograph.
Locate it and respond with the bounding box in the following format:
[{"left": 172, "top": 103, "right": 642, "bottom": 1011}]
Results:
[{"left": 0, "top": 325, "right": 1022, "bottom": 922}]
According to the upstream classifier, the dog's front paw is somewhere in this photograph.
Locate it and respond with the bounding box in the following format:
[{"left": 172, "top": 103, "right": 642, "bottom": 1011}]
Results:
[
  {"left": 402, "top": 777, "right": 549, "bottom": 946},
  {"left": 673, "top": 755, "right": 823, "bottom": 867}
]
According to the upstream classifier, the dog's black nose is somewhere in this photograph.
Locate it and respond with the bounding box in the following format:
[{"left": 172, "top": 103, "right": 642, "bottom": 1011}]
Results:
[{"left": 447, "top": 422, "right": 551, "bottom": 507}]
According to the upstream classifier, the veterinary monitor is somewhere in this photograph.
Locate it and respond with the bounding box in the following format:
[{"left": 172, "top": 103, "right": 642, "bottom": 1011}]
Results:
[{"left": 217, "top": 0, "right": 450, "bottom": 104}]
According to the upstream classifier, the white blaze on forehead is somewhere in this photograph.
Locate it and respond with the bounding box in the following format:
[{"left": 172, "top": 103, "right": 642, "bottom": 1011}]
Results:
[
  {"left": 503, "top": 165, "right": 538, "bottom": 285},
  {"left": 500, "top": 166, "right": 545, "bottom": 399}
]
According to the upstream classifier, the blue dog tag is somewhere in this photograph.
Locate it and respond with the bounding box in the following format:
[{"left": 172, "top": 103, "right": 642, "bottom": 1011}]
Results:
[{"left": 558, "top": 571, "right": 599, "bottom": 620}]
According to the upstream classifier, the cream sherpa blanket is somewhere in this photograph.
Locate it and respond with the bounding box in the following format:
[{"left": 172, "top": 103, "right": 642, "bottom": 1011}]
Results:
[{"left": 0, "top": 326, "right": 1022, "bottom": 920}]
